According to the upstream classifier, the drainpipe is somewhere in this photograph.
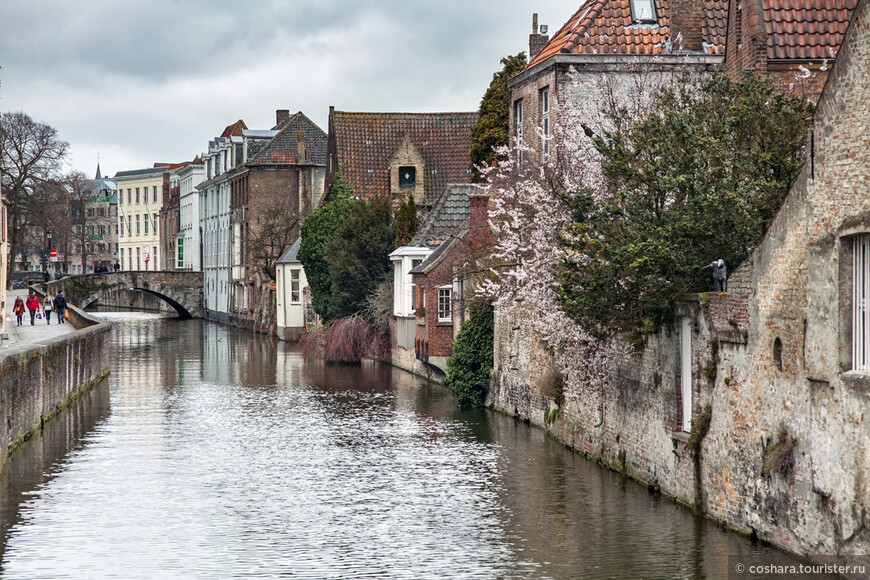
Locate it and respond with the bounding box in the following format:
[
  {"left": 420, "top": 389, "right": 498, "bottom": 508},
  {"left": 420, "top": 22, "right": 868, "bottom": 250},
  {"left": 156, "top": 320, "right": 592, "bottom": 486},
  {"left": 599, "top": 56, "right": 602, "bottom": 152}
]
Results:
[{"left": 593, "top": 377, "right": 605, "bottom": 427}]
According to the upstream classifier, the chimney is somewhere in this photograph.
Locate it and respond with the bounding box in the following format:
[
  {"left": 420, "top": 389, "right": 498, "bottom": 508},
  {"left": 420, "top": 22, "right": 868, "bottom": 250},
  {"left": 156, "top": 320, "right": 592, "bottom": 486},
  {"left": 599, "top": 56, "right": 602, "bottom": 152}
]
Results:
[
  {"left": 668, "top": 0, "right": 704, "bottom": 52},
  {"left": 276, "top": 109, "right": 290, "bottom": 127},
  {"left": 529, "top": 13, "right": 550, "bottom": 60},
  {"left": 296, "top": 131, "right": 306, "bottom": 162},
  {"left": 468, "top": 190, "right": 490, "bottom": 230}
]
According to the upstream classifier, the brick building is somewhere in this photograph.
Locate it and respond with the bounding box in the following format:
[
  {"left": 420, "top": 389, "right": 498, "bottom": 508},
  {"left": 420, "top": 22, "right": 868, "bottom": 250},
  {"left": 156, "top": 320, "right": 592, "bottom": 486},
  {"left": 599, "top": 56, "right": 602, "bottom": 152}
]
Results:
[
  {"left": 389, "top": 184, "right": 477, "bottom": 375},
  {"left": 409, "top": 188, "right": 492, "bottom": 374},
  {"left": 723, "top": 0, "right": 859, "bottom": 103},
  {"left": 323, "top": 108, "right": 478, "bottom": 207},
  {"left": 227, "top": 110, "right": 326, "bottom": 330}
]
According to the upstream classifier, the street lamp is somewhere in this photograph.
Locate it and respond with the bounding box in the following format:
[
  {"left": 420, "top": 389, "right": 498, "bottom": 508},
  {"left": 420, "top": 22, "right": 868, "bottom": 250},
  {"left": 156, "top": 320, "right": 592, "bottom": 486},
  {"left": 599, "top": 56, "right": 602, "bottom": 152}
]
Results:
[{"left": 45, "top": 230, "right": 52, "bottom": 281}]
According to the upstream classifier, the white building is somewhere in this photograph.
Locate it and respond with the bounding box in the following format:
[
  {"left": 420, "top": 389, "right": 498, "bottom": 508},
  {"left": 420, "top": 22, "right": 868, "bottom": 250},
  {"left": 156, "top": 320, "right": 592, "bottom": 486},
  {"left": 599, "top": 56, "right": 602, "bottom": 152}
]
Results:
[
  {"left": 177, "top": 161, "right": 204, "bottom": 271},
  {"left": 115, "top": 167, "right": 165, "bottom": 271},
  {"left": 275, "top": 238, "right": 310, "bottom": 340}
]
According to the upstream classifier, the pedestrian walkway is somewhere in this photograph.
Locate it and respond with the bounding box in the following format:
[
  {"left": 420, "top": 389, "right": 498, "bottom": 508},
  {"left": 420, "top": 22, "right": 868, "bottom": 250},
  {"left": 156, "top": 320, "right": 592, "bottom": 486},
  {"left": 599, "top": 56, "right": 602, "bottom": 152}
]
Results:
[{"left": 4, "top": 289, "right": 76, "bottom": 348}]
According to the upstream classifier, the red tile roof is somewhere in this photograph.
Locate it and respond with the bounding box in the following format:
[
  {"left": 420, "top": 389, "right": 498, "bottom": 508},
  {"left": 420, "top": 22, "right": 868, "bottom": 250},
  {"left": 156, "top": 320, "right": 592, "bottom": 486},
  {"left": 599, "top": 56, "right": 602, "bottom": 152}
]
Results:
[
  {"left": 221, "top": 119, "right": 248, "bottom": 138},
  {"left": 760, "top": 0, "right": 858, "bottom": 61},
  {"left": 328, "top": 111, "right": 478, "bottom": 203},
  {"left": 528, "top": 0, "right": 728, "bottom": 68}
]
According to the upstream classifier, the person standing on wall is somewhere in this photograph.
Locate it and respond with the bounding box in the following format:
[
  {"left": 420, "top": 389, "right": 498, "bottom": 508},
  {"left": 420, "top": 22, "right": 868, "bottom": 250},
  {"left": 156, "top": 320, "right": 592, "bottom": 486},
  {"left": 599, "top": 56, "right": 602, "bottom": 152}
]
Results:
[
  {"left": 43, "top": 292, "right": 54, "bottom": 324},
  {"left": 13, "top": 296, "right": 25, "bottom": 326},
  {"left": 25, "top": 291, "right": 40, "bottom": 326},
  {"left": 54, "top": 291, "right": 67, "bottom": 324}
]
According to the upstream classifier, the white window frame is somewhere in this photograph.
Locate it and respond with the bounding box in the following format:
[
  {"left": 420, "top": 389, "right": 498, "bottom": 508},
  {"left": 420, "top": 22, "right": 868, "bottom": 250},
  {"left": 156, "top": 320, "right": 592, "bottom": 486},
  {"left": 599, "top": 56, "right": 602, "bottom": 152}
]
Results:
[
  {"left": 630, "top": 0, "right": 657, "bottom": 24},
  {"left": 514, "top": 99, "right": 524, "bottom": 165},
  {"left": 437, "top": 286, "right": 452, "bottom": 323},
  {"left": 541, "top": 87, "right": 550, "bottom": 162},
  {"left": 290, "top": 269, "right": 301, "bottom": 304},
  {"left": 853, "top": 234, "right": 870, "bottom": 370}
]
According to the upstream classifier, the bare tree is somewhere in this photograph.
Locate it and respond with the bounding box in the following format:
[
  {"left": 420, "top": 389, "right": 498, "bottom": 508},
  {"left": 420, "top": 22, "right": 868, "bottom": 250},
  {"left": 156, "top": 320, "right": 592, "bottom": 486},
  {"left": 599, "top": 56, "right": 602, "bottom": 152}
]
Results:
[
  {"left": 0, "top": 111, "right": 69, "bottom": 275},
  {"left": 247, "top": 198, "right": 301, "bottom": 280}
]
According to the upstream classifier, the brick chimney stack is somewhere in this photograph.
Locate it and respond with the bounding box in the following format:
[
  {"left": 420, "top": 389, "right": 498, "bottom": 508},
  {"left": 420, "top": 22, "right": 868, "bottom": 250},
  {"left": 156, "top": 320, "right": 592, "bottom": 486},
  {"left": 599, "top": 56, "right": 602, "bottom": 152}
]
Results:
[
  {"left": 296, "top": 131, "right": 307, "bottom": 162},
  {"left": 668, "top": 0, "right": 704, "bottom": 52},
  {"left": 276, "top": 109, "right": 290, "bottom": 127},
  {"left": 529, "top": 13, "right": 550, "bottom": 60},
  {"left": 468, "top": 189, "right": 490, "bottom": 230}
]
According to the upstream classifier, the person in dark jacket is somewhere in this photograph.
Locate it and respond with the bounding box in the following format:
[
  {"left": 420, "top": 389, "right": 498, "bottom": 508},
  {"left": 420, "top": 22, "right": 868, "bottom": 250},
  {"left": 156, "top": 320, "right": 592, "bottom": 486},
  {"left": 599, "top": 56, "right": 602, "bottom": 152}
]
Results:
[{"left": 54, "top": 291, "right": 68, "bottom": 324}]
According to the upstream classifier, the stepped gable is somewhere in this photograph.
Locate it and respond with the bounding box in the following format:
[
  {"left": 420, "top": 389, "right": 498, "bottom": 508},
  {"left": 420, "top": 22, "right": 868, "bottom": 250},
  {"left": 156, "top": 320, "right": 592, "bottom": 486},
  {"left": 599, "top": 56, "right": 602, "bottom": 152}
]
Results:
[
  {"left": 248, "top": 112, "right": 327, "bottom": 167},
  {"left": 528, "top": 0, "right": 728, "bottom": 68},
  {"left": 761, "top": 0, "right": 859, "bottom": 61},
  {"left": 329, "top": 110, "right": 477, "bottom": 202}
]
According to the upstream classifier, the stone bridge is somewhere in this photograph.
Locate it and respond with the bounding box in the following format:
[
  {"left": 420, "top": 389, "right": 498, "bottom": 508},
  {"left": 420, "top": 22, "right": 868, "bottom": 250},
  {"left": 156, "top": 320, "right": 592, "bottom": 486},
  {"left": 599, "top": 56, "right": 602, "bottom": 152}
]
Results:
[{"left": 46, "top": 271, "right": 204, "bottom": 319}]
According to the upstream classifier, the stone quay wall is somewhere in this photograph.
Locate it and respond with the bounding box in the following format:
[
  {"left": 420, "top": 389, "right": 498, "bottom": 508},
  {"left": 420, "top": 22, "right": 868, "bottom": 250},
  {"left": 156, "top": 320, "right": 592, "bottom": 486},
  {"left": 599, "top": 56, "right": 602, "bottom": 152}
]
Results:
[{"left": 0, "top": 305, "right": 111, "bottom": 470}]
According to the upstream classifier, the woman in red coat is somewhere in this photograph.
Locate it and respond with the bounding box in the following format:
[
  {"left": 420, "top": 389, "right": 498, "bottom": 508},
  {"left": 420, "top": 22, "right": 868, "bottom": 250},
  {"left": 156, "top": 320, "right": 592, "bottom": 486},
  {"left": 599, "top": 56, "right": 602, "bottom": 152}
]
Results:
[
  {"left": 25, "top": 291, "right": 40, "bottom": 326},
  {"left": 13, "top": 296, "right": 25, "bottom": 326}
]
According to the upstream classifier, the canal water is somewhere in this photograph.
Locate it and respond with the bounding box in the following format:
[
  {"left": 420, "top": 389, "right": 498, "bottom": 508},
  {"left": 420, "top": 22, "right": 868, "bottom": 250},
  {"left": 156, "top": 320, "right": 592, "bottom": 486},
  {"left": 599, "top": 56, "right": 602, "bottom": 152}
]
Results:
[{"left": 0, "top": 313, "right": 820, "bottom": 579}]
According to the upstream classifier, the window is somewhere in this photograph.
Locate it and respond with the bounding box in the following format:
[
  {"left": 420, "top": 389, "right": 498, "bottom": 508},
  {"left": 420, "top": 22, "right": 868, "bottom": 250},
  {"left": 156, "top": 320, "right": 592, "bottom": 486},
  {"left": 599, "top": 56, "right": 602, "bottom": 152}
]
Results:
[
  {"left": 152, "top": 186, "right": 157, "bottom": 203},
  {"left": 127, "top": 189, "right": 131, "bottom": 205},
  {"left": 119, "top": 191, "right": 123, "bottom": 205},
  {"left": 514, "top": 99, "right": 524, "bottom": 164},
  {"left": 144, "top": 215, "right": 149, "bottom": 234},
  {"left": 177, "top": 238, "right": 184, "bottom": 268},
  {"left": 853, "top": 234, "right": 870, "bottom": 370},
  {"left": 630, "top": 0, "right": 657, "bottom": 24},
  {"left": 154, "top": 214, "right": 159, "bottom": 235},
  {"left": 540, "top": 87, "right": 550, "bottom": 162},
  {"left": 438, "top": 287, "right": 452, "bottom": 323},
  {"left": 290, "top": 269, "right": 301, "bottom": 303},
  {"left": 136, "top": 187, "right": 140, "bottom": 204},
  {"left": 399, "top": 166, "right": 416, "bottom": 188},
  {"left": 136, "top": 214, "right": 141, "bottom": 235}
]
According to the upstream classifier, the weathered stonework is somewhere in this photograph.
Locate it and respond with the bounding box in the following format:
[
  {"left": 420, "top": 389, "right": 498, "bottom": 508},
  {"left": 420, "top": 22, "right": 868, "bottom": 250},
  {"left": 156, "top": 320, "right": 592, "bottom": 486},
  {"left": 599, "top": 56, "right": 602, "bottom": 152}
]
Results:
[{"left": 491, "top": 0, "right": 870, "bottom": 561}]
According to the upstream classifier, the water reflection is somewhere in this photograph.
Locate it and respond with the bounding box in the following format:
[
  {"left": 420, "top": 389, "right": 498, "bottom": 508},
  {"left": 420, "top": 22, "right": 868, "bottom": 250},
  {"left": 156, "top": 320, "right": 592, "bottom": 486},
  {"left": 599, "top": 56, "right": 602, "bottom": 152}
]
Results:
[{"left": 0, "top": 314, "right": 824, "bottom": 579}]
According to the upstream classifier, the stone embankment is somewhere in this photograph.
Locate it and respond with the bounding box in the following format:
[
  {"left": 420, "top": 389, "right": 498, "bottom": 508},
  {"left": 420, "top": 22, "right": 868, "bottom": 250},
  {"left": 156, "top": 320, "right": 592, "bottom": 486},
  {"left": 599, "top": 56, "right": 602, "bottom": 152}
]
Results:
[{"left": 0, "top": 289, "right": 111, "bottom": 469}]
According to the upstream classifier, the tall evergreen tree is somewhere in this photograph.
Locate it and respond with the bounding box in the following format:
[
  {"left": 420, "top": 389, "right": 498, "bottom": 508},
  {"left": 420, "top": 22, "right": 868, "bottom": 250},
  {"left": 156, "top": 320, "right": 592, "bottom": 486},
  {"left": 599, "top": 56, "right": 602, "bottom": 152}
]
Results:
[
  {"left": 298, "top": 170, "right": 355, "bottom": 319},
  {"left": 394, "top": 193, "right": 419, "bottom": 247},
  {"left": 325, "top": 196, "right": 395, "bottom": 320},
  {"left": 469, "top": 53, "right": 527, "bottom": 183}
]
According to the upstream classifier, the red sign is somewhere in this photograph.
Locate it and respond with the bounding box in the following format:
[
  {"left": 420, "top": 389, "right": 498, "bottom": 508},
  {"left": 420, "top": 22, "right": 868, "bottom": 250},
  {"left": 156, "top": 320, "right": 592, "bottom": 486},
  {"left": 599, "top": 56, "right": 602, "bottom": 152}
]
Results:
[{"left": 49, "top": 248, "right": 58, "bottom": 257}]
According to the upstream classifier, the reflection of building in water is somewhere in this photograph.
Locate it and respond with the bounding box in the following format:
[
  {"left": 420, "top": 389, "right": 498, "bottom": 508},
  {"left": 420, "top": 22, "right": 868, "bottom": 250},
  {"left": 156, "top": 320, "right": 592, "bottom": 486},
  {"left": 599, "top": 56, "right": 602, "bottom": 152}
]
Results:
[{"left": 202, "top": 322, "right": 232, "bottom": 385}]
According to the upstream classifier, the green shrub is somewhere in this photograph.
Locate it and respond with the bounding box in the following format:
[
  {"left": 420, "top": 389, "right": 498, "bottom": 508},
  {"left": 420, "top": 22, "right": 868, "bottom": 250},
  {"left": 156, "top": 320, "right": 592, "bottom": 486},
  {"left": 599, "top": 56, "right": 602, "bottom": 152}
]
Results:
[{"left": 444, "top": 303, "right": 494, "bottom": 408}]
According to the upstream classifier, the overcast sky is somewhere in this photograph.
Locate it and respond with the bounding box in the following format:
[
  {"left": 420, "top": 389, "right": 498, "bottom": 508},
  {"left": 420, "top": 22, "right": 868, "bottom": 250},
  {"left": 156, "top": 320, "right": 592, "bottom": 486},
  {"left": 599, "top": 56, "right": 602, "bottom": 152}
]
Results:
[{"left": 0, "top": 1, "right": 575, "bottom": 178}]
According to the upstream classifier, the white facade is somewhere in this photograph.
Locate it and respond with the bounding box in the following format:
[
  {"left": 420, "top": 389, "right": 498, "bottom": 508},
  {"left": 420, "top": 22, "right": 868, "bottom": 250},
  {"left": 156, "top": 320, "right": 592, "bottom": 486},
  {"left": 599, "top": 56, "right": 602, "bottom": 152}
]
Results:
[
  {"left": 178, "top": 162, "right": 204, "bottom": 271},
  {"left": 199, "top": 138, "right": 235, "bottom": 316},
  {"left": 389, "top": 246, "right": 431, "bottom": 350},
  {"left": 115, "top": 167, "right": 165, "bottom": 271},
  {"left": 276, "top": 240, "right": 309, "bottom": 337}
]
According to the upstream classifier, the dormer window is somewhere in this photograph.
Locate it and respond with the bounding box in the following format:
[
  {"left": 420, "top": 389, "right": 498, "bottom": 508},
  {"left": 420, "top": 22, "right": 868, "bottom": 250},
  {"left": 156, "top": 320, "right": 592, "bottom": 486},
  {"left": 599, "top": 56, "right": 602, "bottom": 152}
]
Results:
[
  {"left": 399, "top": 166, "right": 416, "bottom": 188},
  {"left": 630, "top": 0, "right": 657, "bottom": 24}
]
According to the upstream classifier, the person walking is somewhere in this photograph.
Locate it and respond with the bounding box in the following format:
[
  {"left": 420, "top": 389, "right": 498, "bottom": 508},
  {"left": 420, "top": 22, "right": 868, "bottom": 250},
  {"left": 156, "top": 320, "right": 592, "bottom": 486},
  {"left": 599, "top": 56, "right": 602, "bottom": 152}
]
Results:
[
  {"left": 25, "top": 291, "right": 40, "bottom": 326},
  {"left": 43, "top": 292, "right": 54, "bottom": 324},
  {"left": 13, "top": 296, "right": 25, "bottom": 326},
  {"left": 54, "top": 291, "right": 68, "bottom": 324}
]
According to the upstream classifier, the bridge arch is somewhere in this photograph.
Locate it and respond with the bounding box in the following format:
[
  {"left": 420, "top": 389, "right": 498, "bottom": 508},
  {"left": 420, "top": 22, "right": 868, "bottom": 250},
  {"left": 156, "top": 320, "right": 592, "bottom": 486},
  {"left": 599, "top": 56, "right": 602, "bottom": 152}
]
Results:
[{"left": 47, "top": 271, "right": 204, "bottom": 319}]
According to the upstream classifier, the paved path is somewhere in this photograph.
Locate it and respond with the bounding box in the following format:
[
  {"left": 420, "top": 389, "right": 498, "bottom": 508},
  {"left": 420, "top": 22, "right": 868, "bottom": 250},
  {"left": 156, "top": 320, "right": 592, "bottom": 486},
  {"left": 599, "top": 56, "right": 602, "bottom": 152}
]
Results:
[{"left": 4, "top": 289, "right": 76, "bottom": 348}]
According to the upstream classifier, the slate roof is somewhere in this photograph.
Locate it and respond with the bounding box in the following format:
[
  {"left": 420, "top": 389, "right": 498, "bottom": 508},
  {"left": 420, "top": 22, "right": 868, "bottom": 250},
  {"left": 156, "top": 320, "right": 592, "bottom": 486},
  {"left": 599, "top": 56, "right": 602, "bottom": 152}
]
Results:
[
  {"left": 114, "top": 166, "right": 167, "bottom": 179},
  {"left": 410, "top": 184, "right": 481, "bottom": 248},
  {"left": 528, "top": 0, "right": 728, "bottom": 68},
  {"left": 277, "top": 238, "right": 302, "bottom": 265},
  {"left": 409, "top": 233, "right": 464, "bottom": 275},
  {"left": 758, "top": 0, "right": 859, "bottom": 61},
  {"left": 249, "top": 112, "right": 327, "bottom": 167},
  {"left": 328, "top": 110, "right": 478, "bottom": 203}
]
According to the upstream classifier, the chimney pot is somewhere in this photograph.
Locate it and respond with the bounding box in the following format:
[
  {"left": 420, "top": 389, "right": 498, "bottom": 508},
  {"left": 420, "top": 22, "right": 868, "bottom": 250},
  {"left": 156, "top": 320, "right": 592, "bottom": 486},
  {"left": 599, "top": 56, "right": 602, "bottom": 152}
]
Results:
[{"left": 276, "top": 109, "right": 290, "bottom": 127}]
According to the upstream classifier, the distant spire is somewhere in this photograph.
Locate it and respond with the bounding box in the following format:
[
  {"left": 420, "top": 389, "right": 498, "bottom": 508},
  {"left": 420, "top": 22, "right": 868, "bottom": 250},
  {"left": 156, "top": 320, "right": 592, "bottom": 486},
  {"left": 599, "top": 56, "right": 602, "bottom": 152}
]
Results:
[{"left": 95, "top": 153, "right": 102, "bottom": 180}]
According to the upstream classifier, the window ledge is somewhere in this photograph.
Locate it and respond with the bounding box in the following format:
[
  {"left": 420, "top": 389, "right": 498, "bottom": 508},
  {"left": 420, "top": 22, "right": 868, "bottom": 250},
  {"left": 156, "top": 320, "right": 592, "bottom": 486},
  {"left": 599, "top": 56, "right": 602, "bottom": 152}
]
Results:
[
  {"left": 841, "top": 371, "right": 870, "bottom": 392},
  {"left": 671, "top": 431, "right": 690, "bottom": 444},
  {"left": 436, "top": 321, "right": 452, "bottom": 327}
]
